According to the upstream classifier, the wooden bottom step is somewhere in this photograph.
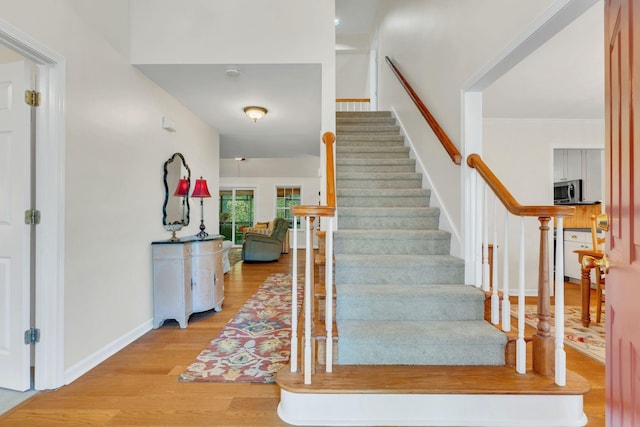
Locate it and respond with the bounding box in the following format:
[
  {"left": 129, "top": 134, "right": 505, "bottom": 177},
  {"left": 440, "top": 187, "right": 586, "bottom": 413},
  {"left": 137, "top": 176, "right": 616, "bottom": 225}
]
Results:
[{"left": 276, "top": 365, "right": 590, "bottom": 426}]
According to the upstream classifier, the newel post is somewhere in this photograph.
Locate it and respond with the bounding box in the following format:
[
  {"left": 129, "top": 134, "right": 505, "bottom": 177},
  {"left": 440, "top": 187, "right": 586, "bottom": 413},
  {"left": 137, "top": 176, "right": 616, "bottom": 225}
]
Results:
[{"left": 532, "top": 216, "right": 554, "bottom": 376}]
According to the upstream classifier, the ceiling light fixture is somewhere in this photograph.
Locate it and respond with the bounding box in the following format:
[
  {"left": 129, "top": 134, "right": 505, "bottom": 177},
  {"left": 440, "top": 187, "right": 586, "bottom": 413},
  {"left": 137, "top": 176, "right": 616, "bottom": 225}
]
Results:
[{"left": 243, "top": 106, "right": 268, "bottom": 122}]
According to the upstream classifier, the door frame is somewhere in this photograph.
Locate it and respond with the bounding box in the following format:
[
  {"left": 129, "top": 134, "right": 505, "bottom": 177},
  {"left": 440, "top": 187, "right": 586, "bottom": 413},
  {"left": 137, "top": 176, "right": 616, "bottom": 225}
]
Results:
[{"left": 0, "top": 19, "right": 65, "bottom": 390}]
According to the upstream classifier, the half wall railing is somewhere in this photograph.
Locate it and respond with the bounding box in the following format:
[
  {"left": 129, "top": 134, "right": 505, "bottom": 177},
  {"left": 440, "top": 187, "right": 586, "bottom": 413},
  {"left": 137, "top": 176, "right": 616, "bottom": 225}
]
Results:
[
  {"left": 290, "top": 132, "right": 336, "bottom": 384},
  {"left": 336, "top": 98, "right": 371, "bottom": 112}
]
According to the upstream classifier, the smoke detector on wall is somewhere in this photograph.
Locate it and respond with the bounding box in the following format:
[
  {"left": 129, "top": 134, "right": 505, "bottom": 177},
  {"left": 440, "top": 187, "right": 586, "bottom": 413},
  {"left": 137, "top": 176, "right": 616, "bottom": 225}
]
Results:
[{"left": 225, "top": 66, "right": 240, "bottom": 77}]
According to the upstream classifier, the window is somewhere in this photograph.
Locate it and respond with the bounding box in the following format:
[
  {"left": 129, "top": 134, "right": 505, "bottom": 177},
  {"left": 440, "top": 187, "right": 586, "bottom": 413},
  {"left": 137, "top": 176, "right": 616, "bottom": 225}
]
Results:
[
  {"left": 276, "top": 186, "right": 301, "bottom": 228},
  {"left": 219, "top": 188, "right": 255, "bottom": 244}
]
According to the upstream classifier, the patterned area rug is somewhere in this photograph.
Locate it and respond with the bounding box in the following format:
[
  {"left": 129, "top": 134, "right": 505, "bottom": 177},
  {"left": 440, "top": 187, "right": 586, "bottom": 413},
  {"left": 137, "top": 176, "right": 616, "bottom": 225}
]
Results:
[
  {"left": 228, "top": 247, "right": 242, "bottom": 268},
  {"left": 511, "top": 305, "right": 605, "bottom": 364},
  {"left": 179, "top": 273, "right": 303, "bottom": 383}
]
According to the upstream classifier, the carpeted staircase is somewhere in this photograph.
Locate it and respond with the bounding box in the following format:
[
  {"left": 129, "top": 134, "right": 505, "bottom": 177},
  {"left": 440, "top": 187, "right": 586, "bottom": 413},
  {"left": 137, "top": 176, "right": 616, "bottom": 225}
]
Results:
[{"left": 334, "top": 111, "right": 507, "bottom": 366}]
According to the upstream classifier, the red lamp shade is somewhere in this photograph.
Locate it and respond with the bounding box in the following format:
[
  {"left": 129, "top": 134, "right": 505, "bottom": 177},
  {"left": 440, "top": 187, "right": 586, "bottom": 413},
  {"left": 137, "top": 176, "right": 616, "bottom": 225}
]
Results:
[
  {"left": 173, "top": 178, "right": 189, "bottom": 197},
  {"left": 191, "top": 177, "right": 211, "bottom": 198}
]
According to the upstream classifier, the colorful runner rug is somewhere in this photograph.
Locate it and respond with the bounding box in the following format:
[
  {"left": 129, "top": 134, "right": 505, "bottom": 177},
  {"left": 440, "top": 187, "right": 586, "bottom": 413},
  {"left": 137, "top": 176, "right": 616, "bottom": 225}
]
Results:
[
  {"left": 228, "top": 247, "right": 242, "bottom": 268},
  {"left": 179, "top": 272, "right": 303, "bottom": 383},
  {"left": 511, "top": 305, "right": 605, "bottom": 364}
]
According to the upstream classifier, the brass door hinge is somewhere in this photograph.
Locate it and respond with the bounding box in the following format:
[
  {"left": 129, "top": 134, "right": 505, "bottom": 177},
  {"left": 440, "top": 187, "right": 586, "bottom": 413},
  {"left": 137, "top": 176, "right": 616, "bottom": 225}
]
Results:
[
  {"left": 24, "top": 90, "right": 40, "bottom": 107},
  {"left": 24, "top": 209, "right": 41, "bottom": 225}
]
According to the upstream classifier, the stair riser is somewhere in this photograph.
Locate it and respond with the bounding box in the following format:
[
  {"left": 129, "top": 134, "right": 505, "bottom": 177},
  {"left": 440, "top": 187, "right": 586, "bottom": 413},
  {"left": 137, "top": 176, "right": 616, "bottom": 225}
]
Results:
[
  {"left": 337, "top": 152, "right": 410, "bottom": 160},
  {"left": 337, "top": 158, "right": 415, "bottom": 166},
  {"left": 337, "top": 146, "right": 409, "bottom": 154},
  {"left": 338, "top": 172, "right": 420, "bottom": 181},
  {"left": 338, "top": 342, "right": 506, "bottom": 366},
  {"left": 336, "top": 296, "right": 483, "bottom": 321},
  {"left": 337, "top": 126, "right": 401, "bottom": 133},
  {"left": 337, "top": 111, "right": 392, "bottom": 118},
  {"left": 338, "top": 216, "right": 439, "bottom": 229},
  {"left": 337, "top": 117, "right": 396, "bottom": 125},
  {"left": 335, "top": 263, "right": 464, "bottom": 285},
  {"left": 334, "top": 237, "right": 450, "bottom": 255},
  {"left": 337, "top": 197, "right": 429, "bottom": 207},
  {"left": 337, "top": 179, "right": 422, "bottom": 189},
  {"left": 336, "top": 139, "right": 405, "bottom": 147},
  {"left": 337, "top": 164, "right": 415, "bottom": 173},
  {"left": 337, "top": 135, "right": 405, "bottom": 142}
]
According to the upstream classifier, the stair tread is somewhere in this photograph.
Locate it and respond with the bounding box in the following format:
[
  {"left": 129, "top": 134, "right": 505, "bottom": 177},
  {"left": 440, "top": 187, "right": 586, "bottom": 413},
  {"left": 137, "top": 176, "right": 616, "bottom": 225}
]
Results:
[
  {"left": 335, "top": 253, "right": 463, "bottom": 264},
  {"left": 339, "top": 207, "right": 439, "bottom": 216},
  {"left": 277, "top": 366, "right": 591, "bottom": 395},
  {"left": 337, "top": 172, "right": 421, "bottom": 179},
  {"left": 335, "top": 229, "right": 450, "bottom": 239}
]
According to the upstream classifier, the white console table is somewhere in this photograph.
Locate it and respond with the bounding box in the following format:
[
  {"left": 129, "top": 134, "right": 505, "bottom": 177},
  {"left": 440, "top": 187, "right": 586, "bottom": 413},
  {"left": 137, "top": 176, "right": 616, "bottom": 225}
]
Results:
[{"left": 151, "top": 235, "right": 224, "bottom": 328}]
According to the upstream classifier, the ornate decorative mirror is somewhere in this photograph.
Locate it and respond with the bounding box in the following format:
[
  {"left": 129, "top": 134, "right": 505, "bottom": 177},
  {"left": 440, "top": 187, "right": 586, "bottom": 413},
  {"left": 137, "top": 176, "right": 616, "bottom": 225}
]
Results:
[{"left": 163, "top": 153, "right": 191, "bottom": 239}]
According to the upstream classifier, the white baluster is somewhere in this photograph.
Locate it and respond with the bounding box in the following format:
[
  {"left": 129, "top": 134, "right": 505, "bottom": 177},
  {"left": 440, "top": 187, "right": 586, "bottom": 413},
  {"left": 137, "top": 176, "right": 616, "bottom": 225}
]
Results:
[
  {"left": 468, "top": 169, "right": 477, "bottom": 285},
  {"left": 502, "top": 210, "right": 511, "bottom": 332},
  {"left": 325, "top": 216, "right": 334, "bottom": 372},
  {"left": 474, "top": 172, "right": 482, "bottom": 287},
  {"left": 482, "top": 185, "right": 490, "bottom": 291},
  {"left": 491, "top": 197, "right": 500, "bottom": 325},
  {"left": 516, "top": 218, "right": 526, "bottom": 374},
  {"left": 303, "top": 216, "right": 313, "bottom": 384},
  {"left": 290, "top": 215, "right": 298, "bottom": 373},
  {"left": 555, "top": 217, "right": 566, "bottom": 386}
]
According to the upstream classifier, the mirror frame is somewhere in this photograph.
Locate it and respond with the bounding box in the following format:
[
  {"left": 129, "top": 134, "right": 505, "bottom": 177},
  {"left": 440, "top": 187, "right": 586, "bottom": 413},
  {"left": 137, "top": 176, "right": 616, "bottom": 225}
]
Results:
[{"left": 162, "top": 152, "right": 191, "bottom": 226}]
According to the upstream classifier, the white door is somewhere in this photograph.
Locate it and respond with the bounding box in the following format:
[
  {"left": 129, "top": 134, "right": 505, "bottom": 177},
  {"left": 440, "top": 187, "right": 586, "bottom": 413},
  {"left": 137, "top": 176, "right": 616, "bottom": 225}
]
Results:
[{"left": 0, "top": 61, "right": 32, "bottom": 391}]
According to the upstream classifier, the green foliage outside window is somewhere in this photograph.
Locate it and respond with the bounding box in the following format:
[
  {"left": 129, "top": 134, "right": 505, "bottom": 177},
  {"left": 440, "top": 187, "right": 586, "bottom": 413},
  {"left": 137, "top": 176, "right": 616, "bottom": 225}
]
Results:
[
  {"left": 219, "top": 189, "right": 254, "bottom": 242},
  {"left": 276, "top": 186, "right": 301, "bottom": 228}
]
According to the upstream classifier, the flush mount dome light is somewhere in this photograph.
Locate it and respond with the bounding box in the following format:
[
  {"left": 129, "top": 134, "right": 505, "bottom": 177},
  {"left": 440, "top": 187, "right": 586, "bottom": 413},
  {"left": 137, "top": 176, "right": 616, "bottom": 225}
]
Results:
[{"left": 243, "top": 106, "right": 268, "bottom": 122}]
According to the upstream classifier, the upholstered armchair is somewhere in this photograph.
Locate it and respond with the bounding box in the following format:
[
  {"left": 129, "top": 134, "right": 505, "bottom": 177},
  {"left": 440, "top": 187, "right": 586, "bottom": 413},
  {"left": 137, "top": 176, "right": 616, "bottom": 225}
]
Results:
[{"left": 242, "top": 218, "right": 290, "bottom": 262}]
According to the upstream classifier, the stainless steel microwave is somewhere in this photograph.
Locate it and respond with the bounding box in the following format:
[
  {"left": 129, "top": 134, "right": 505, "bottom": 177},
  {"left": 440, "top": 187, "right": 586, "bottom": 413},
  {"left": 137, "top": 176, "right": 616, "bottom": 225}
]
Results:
[{"left": 554, "top": 179, "right": 582, "bottom": 204}]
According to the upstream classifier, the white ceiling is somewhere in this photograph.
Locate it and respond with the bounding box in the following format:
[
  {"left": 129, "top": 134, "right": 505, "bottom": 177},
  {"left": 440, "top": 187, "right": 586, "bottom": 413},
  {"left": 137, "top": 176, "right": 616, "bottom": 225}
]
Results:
[
  {"left": 137, "top": 63, "right": 322, "bottom": 159},
  {"left": 136, "top": 1, "right": 603, "bottom": 160}
]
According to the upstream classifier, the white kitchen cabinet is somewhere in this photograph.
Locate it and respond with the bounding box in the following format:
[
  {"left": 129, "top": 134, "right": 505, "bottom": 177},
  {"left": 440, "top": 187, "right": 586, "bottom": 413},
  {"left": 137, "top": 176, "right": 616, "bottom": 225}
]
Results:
[
  {"left": 582, "top": 149, "right": 603, "bottom": 201},
  {"left": 152, "top": 235, "right": 224, "bottom": 328},
  {"left": 554, "top": 149, "right": 583, "bottom": 182},
  {"left": 553, "top": 149, "right": 604, "bottom": 201},
  {"left": 563, "top": 230, "right": 596, "bottom": 284}
]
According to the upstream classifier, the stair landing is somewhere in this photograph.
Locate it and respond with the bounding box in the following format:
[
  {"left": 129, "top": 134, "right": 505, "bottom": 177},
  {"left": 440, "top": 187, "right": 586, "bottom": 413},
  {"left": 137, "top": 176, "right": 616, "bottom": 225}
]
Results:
[{"left": 276, "top": 365, "right": 590, "bottom": 426}]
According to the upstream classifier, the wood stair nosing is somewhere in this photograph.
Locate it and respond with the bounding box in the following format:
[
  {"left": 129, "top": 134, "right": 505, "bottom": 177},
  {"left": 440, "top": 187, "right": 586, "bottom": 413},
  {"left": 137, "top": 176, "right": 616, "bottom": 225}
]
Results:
[{"left": 276, "top": 365, "right": 591, "bottom": 396}]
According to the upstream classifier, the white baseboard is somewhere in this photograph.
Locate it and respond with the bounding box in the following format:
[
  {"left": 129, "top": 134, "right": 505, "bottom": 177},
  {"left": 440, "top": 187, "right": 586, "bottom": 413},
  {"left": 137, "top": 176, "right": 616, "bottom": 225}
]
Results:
[
  {"left": 63, "top": 319, "right": 153, "bottom": 385},
  {"left": 278, "top": 390, "right": 587, "bottom": 426}
]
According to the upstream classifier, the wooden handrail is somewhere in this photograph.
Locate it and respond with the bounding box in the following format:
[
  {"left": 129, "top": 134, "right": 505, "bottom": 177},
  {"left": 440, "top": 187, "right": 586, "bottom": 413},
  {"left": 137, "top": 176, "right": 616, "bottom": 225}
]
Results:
[
  {"left": 467, "top": 154, "right": 575, "bottom": 218},
  {"left": 323, "top": 132, "right": 336, "bottom": 208},
  {"left": 385, "top": 56, "right": 462, "bottom": 165}
]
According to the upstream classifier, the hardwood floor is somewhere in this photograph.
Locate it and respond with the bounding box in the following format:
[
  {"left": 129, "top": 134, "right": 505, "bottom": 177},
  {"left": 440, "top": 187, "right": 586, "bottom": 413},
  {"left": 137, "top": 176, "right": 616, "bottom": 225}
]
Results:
[{"left": 0, "top": 251, "right": 605, "bottom": 426}]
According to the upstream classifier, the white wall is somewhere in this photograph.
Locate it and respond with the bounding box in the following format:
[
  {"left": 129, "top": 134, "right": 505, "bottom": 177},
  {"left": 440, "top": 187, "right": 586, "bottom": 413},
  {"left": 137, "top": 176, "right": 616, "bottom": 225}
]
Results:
[
  {"left": 220, "top": 157, "right": 321, "bottom": 248},
  {"left": 220, "top": 157, "right": 319, "bottom": 178},
  {"left": 373, "top": 0, "right": 554, "bottom": 236},
  {"left": 0, "top": 0, "right": 220, "bottom": 377},
  {"left": 483, "top": 118, "right": 605, "bottom": 294},
  {"left": 336, "top": 52, "right": 370, "bottom": 99}
]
